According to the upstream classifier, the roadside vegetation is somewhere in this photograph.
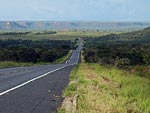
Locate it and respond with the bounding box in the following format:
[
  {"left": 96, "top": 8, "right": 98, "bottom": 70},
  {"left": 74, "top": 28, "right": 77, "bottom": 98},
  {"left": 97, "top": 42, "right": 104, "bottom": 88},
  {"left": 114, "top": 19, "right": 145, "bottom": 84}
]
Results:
[
  {"left": 60, "top": 27, "right": 150, "bottom": 113},
  {"left": 1, "top": 27, "right": 150, "bottom": 112},
  {"left": 0, "top": 39, "right": 74, "bottom": 68},
  {"left": 0, "top": 50, "right": 72, "bottom": 68},
  {"left": 62, "top": 64, "right": 150, "bottom": 113},
  {"left": 83, "top": 27, "right": 150, "bottom": 78},
  {"left": 53, "top": 50, "right": 72, "bottom": 64}
]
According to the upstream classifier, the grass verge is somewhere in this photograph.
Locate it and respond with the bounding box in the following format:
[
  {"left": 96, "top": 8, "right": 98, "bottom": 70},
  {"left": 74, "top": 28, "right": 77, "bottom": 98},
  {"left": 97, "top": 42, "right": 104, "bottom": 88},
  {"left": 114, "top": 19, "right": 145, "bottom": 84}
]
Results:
[
  {"left": 61, "top": 63, "right": 150, "bottom": 113},
  {"left": 63, "top": 65, "right": 79, "bottom": 97},
  {"left": 53, "top": 50, "right": 72, "bottom": 64},
  {"left": 58, "top": 65, "right": 79, "bottom": 113}
]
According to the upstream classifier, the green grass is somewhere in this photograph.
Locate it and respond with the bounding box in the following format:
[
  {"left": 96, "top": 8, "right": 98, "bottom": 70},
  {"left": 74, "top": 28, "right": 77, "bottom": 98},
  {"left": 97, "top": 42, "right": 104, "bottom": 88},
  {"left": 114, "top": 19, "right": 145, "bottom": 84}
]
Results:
[
  {"left": 0, "top": 31, "right": 118, "bottom": 40},
  {"left": 63, "top": 65, "right": 79, "bottom": 96},
  {"left": 0, "top": 61, "right": 35, "bottom": 68},
  {"left": 58, "top": 108, "right": 66, "bottom": 113},
  {"left": 62, "top": 63, "right": 150, "bottom": 113},
  {"left": 0, "top": 50, "right": 72, "bottom": 68},
  {"left": 53, "top": 50, "right": 72, "bottom": 64}
]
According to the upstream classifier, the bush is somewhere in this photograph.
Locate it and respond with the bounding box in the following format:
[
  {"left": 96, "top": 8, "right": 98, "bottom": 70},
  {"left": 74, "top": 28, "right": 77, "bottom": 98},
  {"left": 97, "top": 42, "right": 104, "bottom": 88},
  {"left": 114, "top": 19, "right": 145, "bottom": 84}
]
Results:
[{"left": 0, "top": 39, "right": 73, "bottom": 63}]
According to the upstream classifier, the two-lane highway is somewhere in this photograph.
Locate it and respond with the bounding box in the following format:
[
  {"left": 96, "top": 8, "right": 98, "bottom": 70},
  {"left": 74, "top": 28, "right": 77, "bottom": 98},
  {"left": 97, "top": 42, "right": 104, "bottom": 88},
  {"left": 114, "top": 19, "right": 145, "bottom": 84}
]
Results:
[{"left": 0, "top": 39, "right": 82, "bottom": 113}]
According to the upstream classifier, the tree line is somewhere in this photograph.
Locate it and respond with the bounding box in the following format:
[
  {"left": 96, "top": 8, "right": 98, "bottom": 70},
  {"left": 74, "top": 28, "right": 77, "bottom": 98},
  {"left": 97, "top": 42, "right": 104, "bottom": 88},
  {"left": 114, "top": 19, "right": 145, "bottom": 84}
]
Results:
[
  {"left": 83, "top": 27, "right": 150, "bottom": 68},
  {"left": 84, "top": 44, "right": 150, "bottom": 67},
  {"left": 0, "top": 39, "right": 74, "bottom": 63}
]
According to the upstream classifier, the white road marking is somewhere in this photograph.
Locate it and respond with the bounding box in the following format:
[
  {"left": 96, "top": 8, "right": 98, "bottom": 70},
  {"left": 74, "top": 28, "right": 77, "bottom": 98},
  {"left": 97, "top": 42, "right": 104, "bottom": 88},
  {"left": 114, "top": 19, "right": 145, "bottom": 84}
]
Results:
[
  {"left": 0, "top": 42, "right": 82, "bottom": 96},
  {"left": 0, "top": 64, "right": 74, "bottom": 96}
]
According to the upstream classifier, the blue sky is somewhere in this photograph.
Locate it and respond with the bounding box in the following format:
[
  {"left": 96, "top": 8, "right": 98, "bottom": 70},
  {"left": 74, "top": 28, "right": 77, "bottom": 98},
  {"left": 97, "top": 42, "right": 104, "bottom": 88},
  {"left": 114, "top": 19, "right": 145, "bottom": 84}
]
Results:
[{"left": 0, "top": 0, "right": 150, "bottom": 21}]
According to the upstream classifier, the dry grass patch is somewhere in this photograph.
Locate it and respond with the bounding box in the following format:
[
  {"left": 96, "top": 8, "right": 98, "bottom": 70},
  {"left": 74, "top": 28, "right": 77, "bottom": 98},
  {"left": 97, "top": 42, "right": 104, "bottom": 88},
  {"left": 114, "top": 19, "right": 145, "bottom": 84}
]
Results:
[
  {"left": 77, "top": 64, "right": 150, "bottom": 113},
  {"left": 60, "top": 64, "right": 150, "bottom": 113}
]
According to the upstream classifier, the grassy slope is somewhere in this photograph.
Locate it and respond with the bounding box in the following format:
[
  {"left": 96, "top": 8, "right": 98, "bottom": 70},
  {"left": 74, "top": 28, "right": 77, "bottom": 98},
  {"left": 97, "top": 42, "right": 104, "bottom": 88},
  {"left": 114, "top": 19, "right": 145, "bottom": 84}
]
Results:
[
  {"left": 124, "top": 65, "right": 150, "bottom": 78},
  {"left": 0, "top": 50, "right": 72, "bottom": 69},
  {"left": 62, "top": 63, "right": 150, "bottom": 113}
]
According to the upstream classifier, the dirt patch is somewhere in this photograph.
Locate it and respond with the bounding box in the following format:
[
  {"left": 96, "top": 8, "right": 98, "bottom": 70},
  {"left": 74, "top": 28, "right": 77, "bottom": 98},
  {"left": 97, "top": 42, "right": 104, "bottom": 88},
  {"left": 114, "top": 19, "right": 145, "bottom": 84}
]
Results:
[
  {"left": 87, "top": 66, "right": 95, "bottom": 71},
  {"left": 101, "top": 76, "right": 122, "bottom": 89},
  {"left": 102, "top": 76, "right": 111, "bottom": 82},
  {"left": 61, "top": 94, "right": 78, "bottom": 113},
  {"left": 130, "top": 68, "right": 136, "bottom": 73},
  {"left": 87, "top": 74, "right": 97, "bottom": 80}
]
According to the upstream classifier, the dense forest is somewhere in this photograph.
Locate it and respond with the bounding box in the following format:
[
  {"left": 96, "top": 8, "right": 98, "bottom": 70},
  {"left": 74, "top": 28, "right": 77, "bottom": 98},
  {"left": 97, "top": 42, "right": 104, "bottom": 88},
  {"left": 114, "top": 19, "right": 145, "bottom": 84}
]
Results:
[
  {"left": 0, "top": 31, "right": 31, "bottom": 35},
  {"left": 0, "top": 31, "right": 57, "bottom": 36},
  {"left": 83, "top": 27, "right": 150, "bottom": 68},
  {"left": 0, "top": 39, "right": 74, "bottom": 63}
]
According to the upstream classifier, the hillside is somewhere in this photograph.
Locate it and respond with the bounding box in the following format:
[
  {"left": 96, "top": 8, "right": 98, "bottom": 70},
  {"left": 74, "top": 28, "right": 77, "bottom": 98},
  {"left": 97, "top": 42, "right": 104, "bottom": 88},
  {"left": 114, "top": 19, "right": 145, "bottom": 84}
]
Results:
[
  {"left": 83, "top": 27, "right": 150, "bottom": 77},
  {"left": 85, "top": 26, "right": 150, "bottom": 46},
  {"left": 0, "top": 21, "right": 150, "bottom": 31},
  {"left": 61, "top": 64, "right": 150, "bottom": 113}
]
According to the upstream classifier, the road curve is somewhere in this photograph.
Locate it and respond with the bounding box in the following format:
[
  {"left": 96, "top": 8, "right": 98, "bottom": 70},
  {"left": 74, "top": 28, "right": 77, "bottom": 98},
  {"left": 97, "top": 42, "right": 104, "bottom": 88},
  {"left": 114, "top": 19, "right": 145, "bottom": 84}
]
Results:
[{"left": 0, "top": 39, "right": 82, "bottom": 113}]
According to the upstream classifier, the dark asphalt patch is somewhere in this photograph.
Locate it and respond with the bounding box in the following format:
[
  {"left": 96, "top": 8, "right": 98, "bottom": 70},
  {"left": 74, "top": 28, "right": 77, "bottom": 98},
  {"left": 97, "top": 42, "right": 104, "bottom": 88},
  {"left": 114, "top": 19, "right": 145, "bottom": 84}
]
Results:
[{"left": 0, "top": 66, "right": 74, "bottom": 113}]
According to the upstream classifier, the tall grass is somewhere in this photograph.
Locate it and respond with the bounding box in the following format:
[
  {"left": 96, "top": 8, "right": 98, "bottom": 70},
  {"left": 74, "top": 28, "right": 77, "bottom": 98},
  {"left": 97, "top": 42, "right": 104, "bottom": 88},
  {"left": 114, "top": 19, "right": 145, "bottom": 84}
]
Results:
[{"left": 63, "top": 63, "right": 150, "bottom": 113}]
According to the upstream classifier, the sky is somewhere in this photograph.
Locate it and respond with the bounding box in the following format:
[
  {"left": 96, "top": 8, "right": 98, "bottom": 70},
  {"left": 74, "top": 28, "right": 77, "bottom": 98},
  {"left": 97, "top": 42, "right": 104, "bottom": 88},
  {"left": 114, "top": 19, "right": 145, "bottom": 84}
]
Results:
[{"left": 0, "top": 0, "right": 150, "bottom": 21}]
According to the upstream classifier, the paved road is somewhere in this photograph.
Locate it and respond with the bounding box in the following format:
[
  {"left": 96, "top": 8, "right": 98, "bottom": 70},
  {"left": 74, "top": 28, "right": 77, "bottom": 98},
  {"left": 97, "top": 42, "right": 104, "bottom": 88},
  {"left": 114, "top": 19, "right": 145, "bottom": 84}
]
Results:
[{"left": 0, "top": 39, "right": 82, "bottom": 113}]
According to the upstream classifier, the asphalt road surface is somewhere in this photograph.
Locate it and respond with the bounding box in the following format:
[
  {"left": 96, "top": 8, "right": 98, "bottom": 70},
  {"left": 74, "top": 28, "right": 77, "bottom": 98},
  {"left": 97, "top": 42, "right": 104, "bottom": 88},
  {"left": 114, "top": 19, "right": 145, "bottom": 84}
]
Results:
[{"left": 0, "top": 39, "right": 82, "bottom": 113}]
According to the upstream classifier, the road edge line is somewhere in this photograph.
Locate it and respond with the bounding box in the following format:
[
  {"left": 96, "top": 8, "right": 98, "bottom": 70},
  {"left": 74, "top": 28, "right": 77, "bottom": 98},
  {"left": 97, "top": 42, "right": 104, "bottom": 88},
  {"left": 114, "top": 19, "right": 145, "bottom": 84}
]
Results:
[{"left": 0, "top": 64, "right": 76, "bottom": 96}]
